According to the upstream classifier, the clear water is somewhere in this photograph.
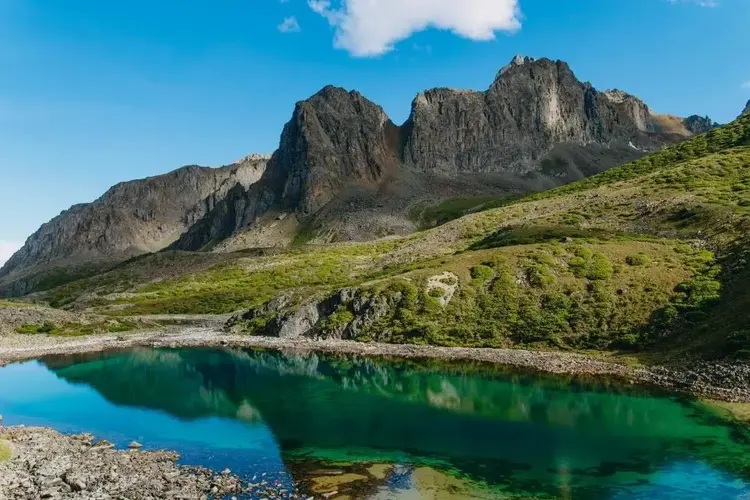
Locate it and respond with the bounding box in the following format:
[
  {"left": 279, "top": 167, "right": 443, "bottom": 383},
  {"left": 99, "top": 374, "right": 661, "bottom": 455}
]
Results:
[{"left": 1, "top": 347, "right": 749, "bottom": 499}]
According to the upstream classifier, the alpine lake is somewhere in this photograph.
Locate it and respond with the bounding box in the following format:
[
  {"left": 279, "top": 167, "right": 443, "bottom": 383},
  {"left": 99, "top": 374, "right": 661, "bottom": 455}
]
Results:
[{"left": 1, "top": 347, "right": 749, "bottom": 499}]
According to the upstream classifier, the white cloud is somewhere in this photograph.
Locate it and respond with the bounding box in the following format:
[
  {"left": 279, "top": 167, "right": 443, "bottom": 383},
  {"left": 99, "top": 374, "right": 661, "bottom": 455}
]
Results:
[
  {"left": 307, "top": 0, "right": 521, "bottom": 57},
  {"left": 742, "top": 81, "right": 750, "bottom": 89},
  {"left": 278, "top": 16, "right": 301, "bottom": 33},
  {"left": 0, "top": 241, "right": 22, "bottom": 267}
]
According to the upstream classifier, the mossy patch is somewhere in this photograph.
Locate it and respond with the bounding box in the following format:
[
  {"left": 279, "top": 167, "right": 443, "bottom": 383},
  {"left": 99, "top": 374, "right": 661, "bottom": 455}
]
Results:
[
  {"left": 15, "top": 320, "right": 138, "bottom": 337},
  {"left": 0, "top": 441, "right": 11, "bottom": 462}
]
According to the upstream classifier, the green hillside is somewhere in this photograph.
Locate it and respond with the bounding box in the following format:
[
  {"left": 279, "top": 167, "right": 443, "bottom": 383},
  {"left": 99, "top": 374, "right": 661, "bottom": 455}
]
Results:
[{"left": 30, "top": 115, "right": 750, "bottom": 361}]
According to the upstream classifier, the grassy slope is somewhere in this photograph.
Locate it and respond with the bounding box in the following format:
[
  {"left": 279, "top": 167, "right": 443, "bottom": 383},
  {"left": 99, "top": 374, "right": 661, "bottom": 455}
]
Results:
[{"left": 33, "top": 116, "right": 750, "bottom": 359}]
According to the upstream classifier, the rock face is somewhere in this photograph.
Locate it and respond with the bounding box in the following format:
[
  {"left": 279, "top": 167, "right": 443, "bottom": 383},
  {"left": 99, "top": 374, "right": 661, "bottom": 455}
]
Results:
[
  {"left": 683, "top": 115, "right": 717, "bottom": 135},
  {"left": 171, "top": 87, "right": 401, "bottom": 251},
  {"left": 176, "top": 57, "right": 711, "bottom": 252},
  {"left": 226, "top": 287, "right": 405, "bottom": 341},
  {"left": 0, "top": 155, "right": 268, "bottom": 295},
  {"left": 742, "top": 100, "right": 750, "bottom": 117},
  {"left": 266, "top": 86, "right": 401, "bottom": 215},
  {"left": 403, "top": 59, "right": 674, "bottom": 176}
]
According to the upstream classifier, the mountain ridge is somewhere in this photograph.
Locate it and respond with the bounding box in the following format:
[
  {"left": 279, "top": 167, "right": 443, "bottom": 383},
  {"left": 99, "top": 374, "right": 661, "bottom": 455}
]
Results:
[
  {"left": 0, "top": 56, "right": 720, "bottom": 296},
  {"left": 173, "top": 56, "right": 714, "bottom": 253}
]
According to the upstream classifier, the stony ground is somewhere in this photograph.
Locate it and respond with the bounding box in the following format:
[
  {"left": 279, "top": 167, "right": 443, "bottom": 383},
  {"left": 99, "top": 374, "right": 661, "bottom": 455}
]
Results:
[
  {"left": 0, "top": 426, "right": 304, "bottom": 500},
  {"left": 0, "top": 303, "right": 91, "bottom": 336}
]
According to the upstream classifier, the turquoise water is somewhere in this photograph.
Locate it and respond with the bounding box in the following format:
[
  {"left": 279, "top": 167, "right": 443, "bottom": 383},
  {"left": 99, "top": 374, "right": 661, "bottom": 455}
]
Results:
[{"left": 1, "top": 347, "right": 749, "bottom": 499}]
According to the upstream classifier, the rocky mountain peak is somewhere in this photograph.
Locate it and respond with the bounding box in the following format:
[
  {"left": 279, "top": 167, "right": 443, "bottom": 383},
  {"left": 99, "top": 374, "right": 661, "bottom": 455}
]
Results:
[
  {"left": 683, "top": 115, "right": 717, "bottom": 135},
  {"left": 602, "top": 89, "right": 642, "bottom": 105},
  {"left": 742, "top": 100, "right": 750, "bottom": 117},
  {"left": 264, "top": 85, "right": 399, "bottom": 215},
  {"left": 497, "top": 55, "right": 537, "bottom": 78},
  {"left": 234, "top": 153, "right": 272, "bottom": 164}
]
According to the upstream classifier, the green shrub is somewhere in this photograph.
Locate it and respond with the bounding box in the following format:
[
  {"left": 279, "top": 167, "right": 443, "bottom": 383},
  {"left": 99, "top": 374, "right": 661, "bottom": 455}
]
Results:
[
  {"left": 625, "top": 253, "right": 650, "bottom": 266},
  {"left": 586, "top": 253, "right": 614, "bottom": 281},
  {"left": 16, "top": 322, "right": 59, "bottom": 334},
  {"left": 470, "top": 265, "right": 494, "bottom": 282},
  {"left": 568, "top": 257, "right": 587, "bottom": 277},
  {"left": 574, "top": 246, "right": 593, "bottom": 260},
  {"left": 524, "top": 262, "right": 555, "bottom": 288},
  {"left": 0, "top": 441, "right": 11, "bottom": 462},
  {"left": 320, "top": 306, "right": 355, "bottom": 335}
]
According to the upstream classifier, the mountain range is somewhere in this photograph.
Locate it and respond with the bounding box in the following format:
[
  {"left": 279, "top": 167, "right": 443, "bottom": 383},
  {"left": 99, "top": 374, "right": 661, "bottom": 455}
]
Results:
[{"left": 0, "top": 56, "right": 719, "bottom": 297}]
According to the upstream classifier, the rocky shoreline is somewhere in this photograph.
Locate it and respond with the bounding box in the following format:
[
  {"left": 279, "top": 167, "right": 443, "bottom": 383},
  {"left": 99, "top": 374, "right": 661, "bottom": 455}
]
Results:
[
  {"left": 1, "top": 328, "right": 749, "bottom": 404},
  {"left": 0, "top": 426, "right": 299, "bottom": 500}
]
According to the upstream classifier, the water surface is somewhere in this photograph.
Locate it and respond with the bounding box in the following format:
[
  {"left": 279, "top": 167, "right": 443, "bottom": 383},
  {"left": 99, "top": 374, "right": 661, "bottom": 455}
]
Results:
[{"left": 0, "top": 347, "right": 748, "bottom": 499}]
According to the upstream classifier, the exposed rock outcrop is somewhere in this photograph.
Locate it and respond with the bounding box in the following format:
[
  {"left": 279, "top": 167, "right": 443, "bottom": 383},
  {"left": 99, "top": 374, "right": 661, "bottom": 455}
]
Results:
[
  {"left": 742, "top": 100, "right": 750, "bottom": 117},
  {"left": 683, "top": 115, "right": 717, "bottom": 135},
  {"left": 402, "top": 61, "right": 675, "bottom": 176},
  {"left": 226, "top": 287, "right": 396, "bottom": 340}
]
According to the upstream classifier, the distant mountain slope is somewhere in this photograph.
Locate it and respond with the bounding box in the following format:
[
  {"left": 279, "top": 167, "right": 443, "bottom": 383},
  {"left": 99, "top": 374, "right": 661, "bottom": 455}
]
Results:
[{"left": 0, "top": 155, "right": 268, "bottom": 296}]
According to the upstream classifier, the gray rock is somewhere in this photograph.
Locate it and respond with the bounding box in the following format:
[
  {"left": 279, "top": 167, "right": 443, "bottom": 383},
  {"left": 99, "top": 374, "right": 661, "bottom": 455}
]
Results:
[
  {"left": 682, "top": 115, "right": 717, "bottom": 135},
  {"left": 227, "top": 287, "right": 397, "bottom": 340}
]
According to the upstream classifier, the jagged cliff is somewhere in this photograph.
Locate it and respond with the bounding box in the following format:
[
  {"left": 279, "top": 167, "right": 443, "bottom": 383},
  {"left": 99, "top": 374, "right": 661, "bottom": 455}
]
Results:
[
  {"left": 403, "top": 57, "right": 673, "bottom": 176},
  {"left": 171, "top": 87, "right": 403, "bottom": 251},
  {"left": 1, "top": 56, "right": 717, "bottom": 295},
  {"left": 173, "top": 56, "right": 709, "bottom": 252},
  {"left": 0, "top": 155, "right": 268, "bottom": 295}
]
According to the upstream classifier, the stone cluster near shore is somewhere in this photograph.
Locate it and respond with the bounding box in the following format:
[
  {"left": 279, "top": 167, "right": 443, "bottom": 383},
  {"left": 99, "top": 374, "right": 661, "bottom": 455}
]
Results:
[{"left": 0, "top": 426, "right": 304, "bottom": 499}]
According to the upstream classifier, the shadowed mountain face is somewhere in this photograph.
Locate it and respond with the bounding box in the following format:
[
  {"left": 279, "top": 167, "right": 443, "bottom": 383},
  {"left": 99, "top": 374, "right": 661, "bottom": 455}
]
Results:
[
  {"left": 1, "top": 56, "right": 715, "bottom": 295},
  {"left": 743, "top": 100, "right": 750, "bottom": 117},
  {"left": 36, "top": 347, "right": 750, "bottom": 498}
]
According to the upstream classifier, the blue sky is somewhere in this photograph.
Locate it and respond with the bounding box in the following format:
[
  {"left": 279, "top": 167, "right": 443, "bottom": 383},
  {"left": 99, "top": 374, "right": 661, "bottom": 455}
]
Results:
[{"left": 1, "top": 0, "right": 749, "bottom": 263}]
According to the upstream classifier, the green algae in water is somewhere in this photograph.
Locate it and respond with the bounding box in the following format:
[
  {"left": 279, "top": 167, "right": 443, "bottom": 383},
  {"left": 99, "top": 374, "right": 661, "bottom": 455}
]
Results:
[{"left": 0, "top": 348, "right": 749, "bottom": 499}]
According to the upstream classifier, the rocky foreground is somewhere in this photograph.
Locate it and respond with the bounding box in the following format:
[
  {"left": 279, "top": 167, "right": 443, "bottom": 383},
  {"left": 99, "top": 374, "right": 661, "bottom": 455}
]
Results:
[{"left": 0, "top": 426, "right": 298, "bottom": 500}]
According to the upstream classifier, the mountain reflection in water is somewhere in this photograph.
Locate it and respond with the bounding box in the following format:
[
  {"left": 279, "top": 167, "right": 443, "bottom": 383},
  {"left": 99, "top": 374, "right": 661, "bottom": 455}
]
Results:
[{"left": 0, "top": 347, "right": 747, "bottom": 499}]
